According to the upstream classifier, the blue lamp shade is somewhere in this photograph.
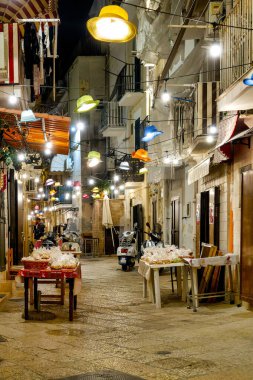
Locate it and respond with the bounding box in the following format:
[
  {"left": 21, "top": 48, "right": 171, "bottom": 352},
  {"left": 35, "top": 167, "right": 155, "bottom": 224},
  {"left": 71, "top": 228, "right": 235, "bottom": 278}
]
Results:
[
  {"left": 141, "top": 125, "right": 163, "bottom": 142},
  {"left": 243, "top": 74, "right": 253, "bottom": 86}
]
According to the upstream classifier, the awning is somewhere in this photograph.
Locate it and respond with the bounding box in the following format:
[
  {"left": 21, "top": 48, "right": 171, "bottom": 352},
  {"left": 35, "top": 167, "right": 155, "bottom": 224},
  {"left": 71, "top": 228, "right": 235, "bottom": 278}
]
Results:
[
  {"left": 213, "top": 115, "right": 249, "bottom": 164},
  {"left": 188, "top": 157, "right": 211, "bottom": 185},
  {"left": 0, "top": 107, "right": 70, "bottom": 154},
  {"left": 0, "top": 0, "right": 58, "bottom": 23}
]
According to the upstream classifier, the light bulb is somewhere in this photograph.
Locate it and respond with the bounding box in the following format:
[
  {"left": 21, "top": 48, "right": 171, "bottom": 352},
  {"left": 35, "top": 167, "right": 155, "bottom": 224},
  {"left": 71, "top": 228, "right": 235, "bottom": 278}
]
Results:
[
  {"left": 210, "top": 43, "right": 221, "bottom": 58},
  {"left": 38, "top": 187, "right": 43, "bottom": 192},
  {"left": 114, "top": 174, "right": 120, "bottom": 182},
  {"left": 71, "top": 126, "right": 76, "bottom": 132},
  {"left": 44, "top": 148, "right": 51, "bottom": 155},
  {"left": 96, "top": 17, "right": 131, "bottom": 41},
  {"left": 114, "top": 189, "right": 119, "bottom": 195},
  {"left": 88, "top": 178, "right": 95, "bottom": 185},
  {"left": 209, "top": 125, "right": 217, "bottom": 134},
  {"left": 35, "top": 177, "right": 39, "bottom": 183},
  {"left": 88, "top": 158, "right": 100, "bottom": 168},
  {"left": 66, "top": 180, "right": 72, "bottom": 187},
  {"left": 22, "top": 173, "right": 27, "bottom": 179},
  {"left": 110, "top": 185, "right": 115, "bottom": 190},
  {"left": 119, "top": 184, "right": 125, "bottom": 191},
  {"left": 45, "top": 141, "right": 52, "bottom": 149},
  {"left": 9, "top": 94, "right": 17, "bottom": 104},
  {"left": 77, "top": 122, "right": 84, "bottom": 131},
  {"left": 18, "top": 153, "right": 25, "bottom": 162},
  {"left": 163, "top": 157, "right": 171, "bottom": 164},
  {"left": 162, "top": 90, "right": 171, "bottom": 103},
  {"left": 206, "top": 135, "right": 214, "bottom": 143}
]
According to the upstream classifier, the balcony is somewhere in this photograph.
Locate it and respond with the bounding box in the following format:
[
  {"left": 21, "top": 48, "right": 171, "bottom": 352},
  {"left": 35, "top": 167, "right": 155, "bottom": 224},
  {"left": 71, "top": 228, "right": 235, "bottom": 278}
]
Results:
[
  {"left": 100, "top": 102, "right": 126, "bottom": 137},
  {"left": 110, "top": 58, "right": 144, "bottom": 107},
  {"left": 217, "top": 0, "right": 253, "bottom": 111}
]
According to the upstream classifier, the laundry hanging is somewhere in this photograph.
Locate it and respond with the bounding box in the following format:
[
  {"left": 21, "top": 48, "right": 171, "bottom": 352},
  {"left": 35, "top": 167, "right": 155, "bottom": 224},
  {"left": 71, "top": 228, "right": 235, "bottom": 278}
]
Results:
[{"left": 0, "top": 23, "right": 20, "bottom": 84}]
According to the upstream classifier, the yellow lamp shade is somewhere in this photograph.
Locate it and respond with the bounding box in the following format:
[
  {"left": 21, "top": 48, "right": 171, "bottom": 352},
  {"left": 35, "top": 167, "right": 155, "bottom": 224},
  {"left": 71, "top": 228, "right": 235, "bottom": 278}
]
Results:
[
  {"left": 74, "top": 95, "right": 100, "bottom": 113},
  {"left": 87, "top": 5, "right": 137, "bottom": 43}
]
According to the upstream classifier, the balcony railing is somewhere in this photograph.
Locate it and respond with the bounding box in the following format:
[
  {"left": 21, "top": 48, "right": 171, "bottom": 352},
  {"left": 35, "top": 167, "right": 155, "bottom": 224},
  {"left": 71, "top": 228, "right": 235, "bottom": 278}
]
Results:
[
  {"left": 110, "top": 58, "right": 142, "bottom": 101},
  {"left": 220, "top": 0, "right": 253, "bottom": 92},
  {"left": 100, "top": 102, "right": 126, "bottom": 136}
]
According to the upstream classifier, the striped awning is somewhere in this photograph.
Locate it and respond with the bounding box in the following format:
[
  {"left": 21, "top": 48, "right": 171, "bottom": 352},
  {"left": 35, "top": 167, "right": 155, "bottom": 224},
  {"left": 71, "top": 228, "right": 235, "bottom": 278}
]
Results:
[
  {"left": 0, "top": 107, "right": 70, "bottom": 155},
  {"left": 0, "top": 0, "right": 58, "bottom": 23},
  {"left": 188, "top": 157, "right": 211, "bottom": 185}
]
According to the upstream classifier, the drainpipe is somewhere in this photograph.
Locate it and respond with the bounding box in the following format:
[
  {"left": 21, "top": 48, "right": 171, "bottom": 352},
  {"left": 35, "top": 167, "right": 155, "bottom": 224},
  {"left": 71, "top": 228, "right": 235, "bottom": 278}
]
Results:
[{"left": 226, "top": 0, "right": 232, "bottom": 16}]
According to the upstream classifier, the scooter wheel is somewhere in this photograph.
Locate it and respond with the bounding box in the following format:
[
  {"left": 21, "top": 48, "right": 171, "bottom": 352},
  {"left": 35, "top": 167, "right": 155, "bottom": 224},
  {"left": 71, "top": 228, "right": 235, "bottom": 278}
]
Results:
[{"left": 122, "top": 265, "right": 128, "bottom": 271}]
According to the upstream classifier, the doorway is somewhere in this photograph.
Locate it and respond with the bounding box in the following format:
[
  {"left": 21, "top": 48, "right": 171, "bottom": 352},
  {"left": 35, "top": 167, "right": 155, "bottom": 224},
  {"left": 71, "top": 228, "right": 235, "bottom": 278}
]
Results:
[
  {"left": 241, "top": 169, "right": 253, "bottom": 304},
  {"left": 171, "top": 198, "right": 180, "bottom": 247},
  {"left": 133, "top": 204, "right": 143, "bottom": 253}
]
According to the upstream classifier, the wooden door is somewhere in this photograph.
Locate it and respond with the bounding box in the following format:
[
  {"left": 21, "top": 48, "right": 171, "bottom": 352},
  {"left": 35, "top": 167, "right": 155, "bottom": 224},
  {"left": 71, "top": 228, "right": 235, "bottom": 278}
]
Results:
[
  {"left": 171, "top": 198, "right": 179, "bottom": 247},
  {"left": 241, "top": 170, "right": 253, "bottom": 304}
]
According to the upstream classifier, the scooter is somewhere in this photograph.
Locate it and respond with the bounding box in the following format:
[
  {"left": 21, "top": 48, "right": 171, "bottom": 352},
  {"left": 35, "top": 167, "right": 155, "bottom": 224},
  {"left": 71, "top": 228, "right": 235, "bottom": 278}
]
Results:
[{"left": 117, "top": 229, "right": 137, "bottom": 271}]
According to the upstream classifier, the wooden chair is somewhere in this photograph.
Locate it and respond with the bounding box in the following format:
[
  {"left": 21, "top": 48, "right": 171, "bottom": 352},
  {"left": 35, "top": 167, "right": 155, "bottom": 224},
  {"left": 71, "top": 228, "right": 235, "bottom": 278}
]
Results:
[{"left": 6, "top": 248, "right": 23, "bottom": 280}]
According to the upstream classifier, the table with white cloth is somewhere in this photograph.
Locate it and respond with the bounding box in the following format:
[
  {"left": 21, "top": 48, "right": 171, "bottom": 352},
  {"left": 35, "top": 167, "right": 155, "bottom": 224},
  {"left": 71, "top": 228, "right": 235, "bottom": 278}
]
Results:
[
  {"left": 184, "top": 254, "right": 241, "bottom": 312},
  {"left": 138, "top": 259, "right": 188, "bottom": 309}
]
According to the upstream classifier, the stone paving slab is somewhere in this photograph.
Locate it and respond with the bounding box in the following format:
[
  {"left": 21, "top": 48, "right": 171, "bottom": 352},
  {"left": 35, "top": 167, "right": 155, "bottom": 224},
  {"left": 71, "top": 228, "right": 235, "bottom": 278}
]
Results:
[{"left": 0, "top": 257, "right": 253, "bottom": 379}]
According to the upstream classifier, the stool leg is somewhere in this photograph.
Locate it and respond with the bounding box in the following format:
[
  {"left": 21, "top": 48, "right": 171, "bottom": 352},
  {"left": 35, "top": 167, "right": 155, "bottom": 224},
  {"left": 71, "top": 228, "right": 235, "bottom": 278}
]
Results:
[
  {"left": 34, "top": 278, "right": 38, "bottom": 310},
  {"left": 61, "top": 278, "right": 65, "bottom": 305},
  {"left": 171, "top": 268, "right": 174, "bottom": 293},
  {"left": 24, "top": 277, "right": 29, "bottom": 320}
]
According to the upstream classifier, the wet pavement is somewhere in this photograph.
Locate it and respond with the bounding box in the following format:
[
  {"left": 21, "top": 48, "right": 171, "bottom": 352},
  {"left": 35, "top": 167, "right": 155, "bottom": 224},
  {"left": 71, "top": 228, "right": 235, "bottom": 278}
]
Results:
[{"left": 0, "top": 257, "right": 253, "bottom": 379}]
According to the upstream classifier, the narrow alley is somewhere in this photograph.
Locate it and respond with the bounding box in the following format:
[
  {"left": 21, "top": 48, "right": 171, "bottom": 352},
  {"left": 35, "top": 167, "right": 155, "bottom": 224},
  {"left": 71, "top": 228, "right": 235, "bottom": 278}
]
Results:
[{"left": 0, "top": 258, "right": 253, "bottom": 380}]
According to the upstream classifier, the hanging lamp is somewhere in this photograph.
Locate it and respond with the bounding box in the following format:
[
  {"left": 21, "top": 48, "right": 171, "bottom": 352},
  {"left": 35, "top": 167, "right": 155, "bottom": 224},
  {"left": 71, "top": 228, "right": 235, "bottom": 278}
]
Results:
[
  {"left": 87, "top": 151, "right": 102, "bottom": 168},
  {"left": 87, "top": 5, "right": 137, "bottom": 43},
  {"left": 141, "top": 125, "right": 163, "bottom": 142},
  {"left": 139, "top": 167, "right": 148, "bottom": 174},
  {"left": 20, "top": 110, "right": 40, "bottom": 122},
  {"left": 119, "top": 161, "right": 130, "bottom": 170},
  {"left": 243, "top": 74, "right": 253, "bottom": 86},
  {"left": 74, "top": 95, "right": 100, "bottom": 113},
  {"left": 132, "top": 149, "right": 151, "bottom": 162}
]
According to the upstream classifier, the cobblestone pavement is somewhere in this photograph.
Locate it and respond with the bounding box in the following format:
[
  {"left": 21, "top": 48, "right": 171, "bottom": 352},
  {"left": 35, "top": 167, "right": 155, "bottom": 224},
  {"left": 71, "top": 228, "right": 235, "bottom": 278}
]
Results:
[{"left": 0, "top": 257, "right": 253, "bottom": 379}]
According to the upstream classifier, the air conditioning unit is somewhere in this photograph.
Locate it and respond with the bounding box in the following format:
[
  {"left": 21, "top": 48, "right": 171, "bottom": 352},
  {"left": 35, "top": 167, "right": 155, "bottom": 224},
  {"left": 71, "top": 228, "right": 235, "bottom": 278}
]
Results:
[{"left": 65, "top": 157, "right": 73, "bottom": 172}]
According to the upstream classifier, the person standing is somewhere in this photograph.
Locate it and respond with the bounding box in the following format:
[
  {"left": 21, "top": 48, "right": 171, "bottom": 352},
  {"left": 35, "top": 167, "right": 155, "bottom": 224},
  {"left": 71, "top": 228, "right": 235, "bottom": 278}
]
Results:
[{"left": 33, "top": 217, "right": 45, "bottom": 240}]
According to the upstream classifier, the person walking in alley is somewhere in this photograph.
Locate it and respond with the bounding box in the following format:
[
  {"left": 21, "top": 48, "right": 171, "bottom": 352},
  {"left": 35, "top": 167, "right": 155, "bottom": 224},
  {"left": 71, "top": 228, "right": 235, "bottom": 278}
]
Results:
[{"left": 33, "top": 217, "right": 45, "bottom": 241}]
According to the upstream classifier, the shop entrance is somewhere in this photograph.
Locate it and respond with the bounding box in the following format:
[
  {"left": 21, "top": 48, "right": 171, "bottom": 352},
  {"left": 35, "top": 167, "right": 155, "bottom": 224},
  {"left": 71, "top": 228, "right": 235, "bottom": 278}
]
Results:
[
  {"left": 196, "top": 187, "right": 220, "bottom": 256},
  {"left": 241, "top": 169, "right": 253, "bottom": 304},
  {"left": 171, "top": 198, "right": 179, "bottom": 247}
]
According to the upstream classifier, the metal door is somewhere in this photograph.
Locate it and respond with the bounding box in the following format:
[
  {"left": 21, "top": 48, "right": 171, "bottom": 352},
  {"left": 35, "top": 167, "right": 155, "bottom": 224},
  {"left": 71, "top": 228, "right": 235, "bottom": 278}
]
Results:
[
  {"left": 241, "top": 170, "right": 253, "bottom": 304},
  {"left": 171, "top": 198, "right": 179, "bottom": 247}
]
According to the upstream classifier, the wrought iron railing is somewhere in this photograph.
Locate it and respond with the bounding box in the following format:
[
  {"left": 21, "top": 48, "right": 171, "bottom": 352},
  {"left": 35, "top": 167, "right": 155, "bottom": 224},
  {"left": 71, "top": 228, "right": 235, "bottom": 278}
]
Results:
[
  {"left": 101, "top": 102, "right": 126, "bottom": 132},
  {"left": 220, "top": 0, "right": 253, "bottom": 92},
  {"left": 110, "top": 58, "right": 142, "bottom": 101}
]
